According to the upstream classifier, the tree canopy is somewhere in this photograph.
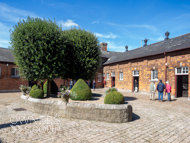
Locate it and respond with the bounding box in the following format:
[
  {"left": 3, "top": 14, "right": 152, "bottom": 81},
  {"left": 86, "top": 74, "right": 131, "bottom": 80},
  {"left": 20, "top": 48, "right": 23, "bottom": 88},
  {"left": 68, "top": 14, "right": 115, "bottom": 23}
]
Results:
[
  {"left": 10, "top": 17, "right": 66, "bottom": 81},
  {"left": 62, "top": 28, "right": 101, "bottom": 80}
]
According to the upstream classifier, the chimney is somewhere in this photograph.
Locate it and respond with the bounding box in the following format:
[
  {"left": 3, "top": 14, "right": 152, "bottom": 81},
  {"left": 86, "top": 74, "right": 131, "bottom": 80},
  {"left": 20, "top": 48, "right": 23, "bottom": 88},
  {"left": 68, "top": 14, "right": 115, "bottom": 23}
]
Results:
[
  {"left": 125, "top": 45, "right": 128, "bottom": 52},
  {"left": 164, "top": 31, "right": 170, "bottom": 40},
  {"left": 143, "top": 38, "right": 148, "bottom": 47},
  {"left": 100, "top": 43, "right": 107, "bottom": 51}
]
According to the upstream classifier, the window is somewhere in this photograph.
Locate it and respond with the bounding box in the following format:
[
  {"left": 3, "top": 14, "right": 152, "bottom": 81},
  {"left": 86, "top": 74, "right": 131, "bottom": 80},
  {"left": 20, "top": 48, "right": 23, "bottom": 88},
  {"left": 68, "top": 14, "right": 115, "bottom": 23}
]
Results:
[
  {"left": 151, "top": 70, "right": 158, "bottom": 80},
  {"left": 133, "top": 70, "right": 139, "bottom": 76},
  {"left": 98, "top": 73, "right": 101, "bottom": 82},
  {"left": 103, "top": 73, "right": 105, "bottom": 77},
  {"left": 175, "top": 67, "right": 189, "bottom": 75},
  {"left": 111, "top": 72, "right": 115, "bottom": 77},
  {"left": 11, "top": 68, "right": 20, "bottom": 77},
  {"left": 107, "top": 73, "right": 109, "bottom": 80},
  {"left": 120, "top": 72, "right": 123, "bottom": 80}
]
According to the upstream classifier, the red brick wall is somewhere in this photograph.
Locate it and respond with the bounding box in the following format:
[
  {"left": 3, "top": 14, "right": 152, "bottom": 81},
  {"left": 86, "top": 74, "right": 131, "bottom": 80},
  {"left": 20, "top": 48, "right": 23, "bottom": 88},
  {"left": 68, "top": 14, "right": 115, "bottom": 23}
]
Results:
[
  {"left": 0, "top": 63, "right": 28, "bottom": 91},
  {"left": 103, "top": 49, "right": 190, "bottom": 98}
]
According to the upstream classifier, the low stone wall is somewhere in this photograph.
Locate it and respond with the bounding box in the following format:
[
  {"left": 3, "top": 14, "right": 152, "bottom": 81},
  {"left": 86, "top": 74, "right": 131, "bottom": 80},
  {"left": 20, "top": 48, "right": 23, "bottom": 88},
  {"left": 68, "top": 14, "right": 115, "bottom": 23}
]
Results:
[{"left": 20, "top": 95, "right": 133, "bottom": 123}]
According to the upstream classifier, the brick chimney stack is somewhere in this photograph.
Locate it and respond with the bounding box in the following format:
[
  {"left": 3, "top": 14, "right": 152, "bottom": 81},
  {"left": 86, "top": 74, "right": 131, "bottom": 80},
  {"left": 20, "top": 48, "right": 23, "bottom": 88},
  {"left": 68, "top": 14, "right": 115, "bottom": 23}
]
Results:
[{"left": 100, "top": 43, "right": 107, "bottom": 51}]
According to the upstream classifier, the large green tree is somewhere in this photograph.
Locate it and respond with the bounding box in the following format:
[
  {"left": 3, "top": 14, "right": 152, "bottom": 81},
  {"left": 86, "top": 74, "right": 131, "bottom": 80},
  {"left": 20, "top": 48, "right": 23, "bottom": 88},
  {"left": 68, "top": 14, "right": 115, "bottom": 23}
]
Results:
[
  {"left": 10, "top": 17, "right": 66, "bottom": 96},
  {"left": 62, "top": 28, "right": 101, "bottom": 80}
]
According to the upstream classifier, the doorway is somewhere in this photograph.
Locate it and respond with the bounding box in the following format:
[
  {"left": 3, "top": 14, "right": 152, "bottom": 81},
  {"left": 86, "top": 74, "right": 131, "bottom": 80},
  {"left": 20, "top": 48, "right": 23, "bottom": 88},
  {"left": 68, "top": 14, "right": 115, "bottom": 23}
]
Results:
[
  {"left": 133, "top": 77, "right": 139, "bottom": 92},
  {"left": 111, "top": 77, "right": 115, "bottom": 88},
  {"left": 176, "top": 75, "right": 188, "bottom": 97}
]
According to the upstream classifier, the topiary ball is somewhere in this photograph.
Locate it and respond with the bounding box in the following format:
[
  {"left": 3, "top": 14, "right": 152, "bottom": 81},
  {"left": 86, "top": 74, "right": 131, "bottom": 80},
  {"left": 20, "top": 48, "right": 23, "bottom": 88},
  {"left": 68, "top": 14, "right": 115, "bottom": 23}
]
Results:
[
  {"left": 31, "top": 84, "right": 38, "bottom": 90},
  {"left": 70, "top": 79, "right": 92, "bottom": 100},
  {"left": 29, "top": 88, "right": 44, "bottom": 99},
  {"left": 43, "top": 80, "right": 58, "bottom": 94},
  {"left": 104, "top": 91, "right": 125, "bottom": 104}
]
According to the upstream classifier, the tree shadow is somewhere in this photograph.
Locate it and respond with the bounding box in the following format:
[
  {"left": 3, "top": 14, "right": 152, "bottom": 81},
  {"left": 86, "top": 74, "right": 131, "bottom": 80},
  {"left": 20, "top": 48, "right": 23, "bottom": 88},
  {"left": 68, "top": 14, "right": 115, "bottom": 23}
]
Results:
[
  {"left": 131, "top": 113, "right": 140, "bottom": 121},
  {"left": 124, "top": 96, "right": 137, "bottom": 101},
  {"left": 0, "top": 119, "right": 40, "bottom": 129},
  {"left": 92, "top": 93, "right": 102, "bottom": 98}
]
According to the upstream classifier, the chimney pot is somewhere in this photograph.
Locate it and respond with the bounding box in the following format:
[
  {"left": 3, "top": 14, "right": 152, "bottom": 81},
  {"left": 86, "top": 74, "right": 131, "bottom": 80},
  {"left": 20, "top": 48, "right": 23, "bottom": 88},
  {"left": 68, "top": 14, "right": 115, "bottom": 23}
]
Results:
[
  {"left": 125, "top": 45, "right": 128, "bottom": 52},
  {"left": 143, "top": 38, "right": 148, "bottom": 47},
  {"left": 164, "top": 31, "right": 170, "bottom": 40}
]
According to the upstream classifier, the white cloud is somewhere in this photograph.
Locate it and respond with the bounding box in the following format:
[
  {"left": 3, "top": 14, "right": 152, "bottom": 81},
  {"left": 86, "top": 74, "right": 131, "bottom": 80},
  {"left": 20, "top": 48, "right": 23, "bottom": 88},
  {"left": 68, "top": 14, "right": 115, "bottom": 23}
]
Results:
[
  {"left": 58, "top": 19, "right": 79, "bottom": 27},
  {"left": 95, "top": 32, "right": 117, "bottom": 39},
  {"left": 91, "top": 18, "right": 102, "bottom": 24},
  {"left": 0, "top": 3, "right": 38, "bottom": 22}
]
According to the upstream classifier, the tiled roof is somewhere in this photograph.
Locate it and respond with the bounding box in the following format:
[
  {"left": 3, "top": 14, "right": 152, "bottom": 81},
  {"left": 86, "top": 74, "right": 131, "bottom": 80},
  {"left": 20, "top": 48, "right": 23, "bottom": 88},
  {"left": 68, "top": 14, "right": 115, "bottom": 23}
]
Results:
[
  {"left": 104, "top": 33, "right": 190, "bottom": 65},
  {"left": 0, "top": 47, "right": 15, "bottom": 63},
  {"left": 101, "top": 51, "right": 122, "bottom": 58}
]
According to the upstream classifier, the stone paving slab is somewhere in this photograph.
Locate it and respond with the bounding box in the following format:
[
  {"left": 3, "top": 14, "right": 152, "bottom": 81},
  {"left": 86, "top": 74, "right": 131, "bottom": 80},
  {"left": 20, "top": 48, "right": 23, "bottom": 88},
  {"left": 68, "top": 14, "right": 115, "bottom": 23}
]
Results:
[{"left": 0, "top": 89, "right": 190, "bottom": 143}]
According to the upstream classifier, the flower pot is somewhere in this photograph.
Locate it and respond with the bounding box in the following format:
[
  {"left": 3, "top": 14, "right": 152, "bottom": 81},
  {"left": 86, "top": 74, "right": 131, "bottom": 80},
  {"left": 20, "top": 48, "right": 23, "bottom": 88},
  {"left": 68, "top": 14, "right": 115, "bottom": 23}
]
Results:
[{"left": 61, "top": 96, "right": 69, "bottom": 102}]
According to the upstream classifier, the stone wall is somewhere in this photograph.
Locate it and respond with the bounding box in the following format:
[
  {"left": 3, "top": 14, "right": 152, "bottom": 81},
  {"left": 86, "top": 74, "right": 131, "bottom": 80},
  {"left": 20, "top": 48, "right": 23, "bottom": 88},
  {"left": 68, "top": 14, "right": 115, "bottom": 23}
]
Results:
[
  {"left": 21, "top": 95, "right": 133, "bottom": 123},
  {"left": 103, "top": 49, "right": 190, "bottom": 97}
]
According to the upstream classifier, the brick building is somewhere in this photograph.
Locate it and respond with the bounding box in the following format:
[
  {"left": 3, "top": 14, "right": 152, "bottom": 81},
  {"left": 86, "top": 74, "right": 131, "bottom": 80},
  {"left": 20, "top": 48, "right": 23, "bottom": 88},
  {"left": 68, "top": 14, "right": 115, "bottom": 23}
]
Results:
[
  {"left": 103, "top": 32, "right": 190, "bottom": 99},
  {"left": 0, "top": 48, "right": 28, "bottom": 92},
  {"left": 95, "top": 43, "right": 121, "bottom": 88}
]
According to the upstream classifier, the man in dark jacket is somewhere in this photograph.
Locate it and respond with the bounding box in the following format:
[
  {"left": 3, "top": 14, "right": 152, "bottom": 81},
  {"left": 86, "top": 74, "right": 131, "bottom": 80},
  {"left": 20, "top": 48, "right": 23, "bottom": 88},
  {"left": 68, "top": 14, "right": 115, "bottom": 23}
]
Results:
[{"left": 157, "top": 79, "right": 165, "bottom": 102}]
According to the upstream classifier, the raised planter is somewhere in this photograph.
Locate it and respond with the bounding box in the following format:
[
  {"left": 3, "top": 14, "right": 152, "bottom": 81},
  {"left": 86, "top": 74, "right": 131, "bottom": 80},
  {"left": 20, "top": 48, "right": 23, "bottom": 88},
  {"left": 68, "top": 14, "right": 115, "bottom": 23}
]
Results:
[{"left": 20, "top": 95, "right": 133, "bottom": 123}]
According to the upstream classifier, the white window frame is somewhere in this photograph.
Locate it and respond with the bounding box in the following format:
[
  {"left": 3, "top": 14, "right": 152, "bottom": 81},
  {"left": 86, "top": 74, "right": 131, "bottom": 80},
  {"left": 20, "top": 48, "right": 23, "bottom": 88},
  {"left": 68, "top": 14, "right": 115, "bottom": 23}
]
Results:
[
  {"left": 120, "top": 72, "right": 123, "bottom": 80},
  {"left": 107, "top": 73, "right": 109, "bottom": 80},
  {"left": 151, "top": 70, "right": 158, "bottom": 81},
  {"left": 11, "top": 68, "right": 20, "bottom": 77},
  {"left": 133, "top": 70, "right": 139, "bottom": 77},
  {"left": 111, "top": 72, "right": 115, "bottom": 77},
  {"left": 98, "top": 73, "right": 102, "bottom": 82},
  {"left": 175, "top": 66, "right": 189, "bottom": 75}
]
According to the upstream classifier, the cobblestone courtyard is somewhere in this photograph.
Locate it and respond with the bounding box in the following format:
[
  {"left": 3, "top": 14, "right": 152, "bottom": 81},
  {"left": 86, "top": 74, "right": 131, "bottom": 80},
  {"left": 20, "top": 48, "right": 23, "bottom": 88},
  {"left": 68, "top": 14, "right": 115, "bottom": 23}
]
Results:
[{"left": 0, "top": 89, "right": 190, "bottom": 143}]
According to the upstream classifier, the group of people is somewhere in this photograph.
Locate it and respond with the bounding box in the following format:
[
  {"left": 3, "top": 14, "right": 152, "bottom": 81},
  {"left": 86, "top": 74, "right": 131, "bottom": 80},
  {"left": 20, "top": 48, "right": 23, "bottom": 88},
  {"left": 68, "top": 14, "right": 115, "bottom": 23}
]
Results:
[
  {"left": 150, "top": 79, "right": 171, "bottom": 102},
  {"left": 86, "top": 80, "right": 96, "bottom": 91}
]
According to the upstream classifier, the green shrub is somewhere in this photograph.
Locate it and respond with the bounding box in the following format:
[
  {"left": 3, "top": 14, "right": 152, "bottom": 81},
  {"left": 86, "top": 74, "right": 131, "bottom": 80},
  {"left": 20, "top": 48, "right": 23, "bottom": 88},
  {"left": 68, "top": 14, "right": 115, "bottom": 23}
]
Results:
[
  {"left": 43, "top": 80, "right": 58, "bottom": 94},
  {"left": 104, "top": 91, "right": 125, "bottom": 104},
  {"left": 70, "top": 79, "right": 92, "bottom": 100},
  {"left": 105, "top": 88, "right": 117, "bottom": 95},
  {"left": 29, "top": 88, "right": 44, "bottom": 99},
  {"left": 32, "top": 85, "right": 38, "bottom": 90}
]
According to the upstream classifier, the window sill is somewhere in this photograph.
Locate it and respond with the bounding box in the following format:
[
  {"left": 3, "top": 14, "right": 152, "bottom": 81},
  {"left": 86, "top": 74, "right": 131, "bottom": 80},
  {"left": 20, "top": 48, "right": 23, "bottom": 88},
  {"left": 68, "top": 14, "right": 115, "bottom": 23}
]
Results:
[
  {"left": 120, "top": 79, "right": 123, "bottom": 81},
  {"left": 11, "top": 76, "right": 20, "bottom": 78},
  {"left": 150, "top": 79, "right": 158, "bottom": 82}
]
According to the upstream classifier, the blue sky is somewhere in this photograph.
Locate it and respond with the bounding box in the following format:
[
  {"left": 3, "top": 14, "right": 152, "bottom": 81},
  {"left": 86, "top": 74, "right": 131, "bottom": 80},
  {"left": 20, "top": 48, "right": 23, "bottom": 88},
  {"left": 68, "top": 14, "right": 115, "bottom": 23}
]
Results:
[{"left": 1, "top": 0, "right": 190, "bottom": 52}]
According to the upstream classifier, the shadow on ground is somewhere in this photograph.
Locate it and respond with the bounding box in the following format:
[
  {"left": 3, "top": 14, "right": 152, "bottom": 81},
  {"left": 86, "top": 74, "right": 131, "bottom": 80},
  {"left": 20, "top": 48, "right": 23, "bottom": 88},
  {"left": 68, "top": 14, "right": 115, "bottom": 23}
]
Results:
[
  {"left": 0, "top": 119, "right": 40, "bottom": 129},
  {"left": 124, "top": 96, "right": 137, "bottom": 101},
  {"left": 91, "top": 93, "right": 103, "bottom": 101},
  {"left": 131, "top": 113, "right": 140, "bottom": 121}
]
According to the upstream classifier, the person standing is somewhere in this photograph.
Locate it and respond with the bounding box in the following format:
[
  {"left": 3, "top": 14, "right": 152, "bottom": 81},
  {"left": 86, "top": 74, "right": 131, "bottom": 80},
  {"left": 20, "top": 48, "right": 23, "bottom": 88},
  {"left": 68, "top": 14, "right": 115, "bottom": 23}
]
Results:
[
  {"left": 165, "top": 81, "right": 171, "bottom": 102},
  {"left": 93, "top": 80, "right": 96, "bottom": 91},
  {"left": 157, "top": 79, "right": 165, "bottom": 102},
  {"left": 69, "top": 80, "right": 73, "bottom": 90},
  {"left": 134, "top": 79, "right": 138, "bottom": 93},
  {"left": 150, "top": 81, "right": 156, "bottom": 100}
]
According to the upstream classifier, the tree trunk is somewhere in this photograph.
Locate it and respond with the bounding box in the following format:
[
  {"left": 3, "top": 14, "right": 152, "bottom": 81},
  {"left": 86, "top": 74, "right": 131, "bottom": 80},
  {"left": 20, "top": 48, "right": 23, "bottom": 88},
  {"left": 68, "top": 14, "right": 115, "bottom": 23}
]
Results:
[{"left": 47, "top": 79, "right": 51, "bottom": 97}]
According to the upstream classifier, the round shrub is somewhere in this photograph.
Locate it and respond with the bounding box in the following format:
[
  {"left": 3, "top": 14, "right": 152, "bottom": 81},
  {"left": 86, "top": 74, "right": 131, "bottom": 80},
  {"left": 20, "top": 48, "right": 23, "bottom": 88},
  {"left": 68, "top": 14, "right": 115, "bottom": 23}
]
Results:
[
  {"left": 43, "top": 80, "right": 58, "bottom": 94},
  {"left": 70, "top": 79, "right": 92, "bottom": 100},
  {"left": 104, "top": 91, "right": 125, "bottom": 104},
  {"left": 29, "top": 88, "right": 44, "bottom": 99},
  {"left": 32, "top": 84, "right": 38, "bottom": 90},
  {"left": 105, "top": 88, "right": 117, "bottom": 95}
]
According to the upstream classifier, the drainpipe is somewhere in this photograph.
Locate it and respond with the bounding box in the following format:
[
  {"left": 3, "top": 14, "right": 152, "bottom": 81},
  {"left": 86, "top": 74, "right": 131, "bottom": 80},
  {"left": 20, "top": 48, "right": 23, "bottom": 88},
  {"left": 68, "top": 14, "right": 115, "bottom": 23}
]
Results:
[{"left": 164, "top": 52, "right": 167, "bottom": 96}]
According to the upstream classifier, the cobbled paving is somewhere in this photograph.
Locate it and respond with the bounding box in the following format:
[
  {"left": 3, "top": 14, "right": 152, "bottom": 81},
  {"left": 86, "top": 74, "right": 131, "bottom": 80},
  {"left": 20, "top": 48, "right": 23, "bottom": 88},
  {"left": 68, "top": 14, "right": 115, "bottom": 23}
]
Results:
[{"left": 0, "top": 90, "right": 190, "bottom": 143}]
